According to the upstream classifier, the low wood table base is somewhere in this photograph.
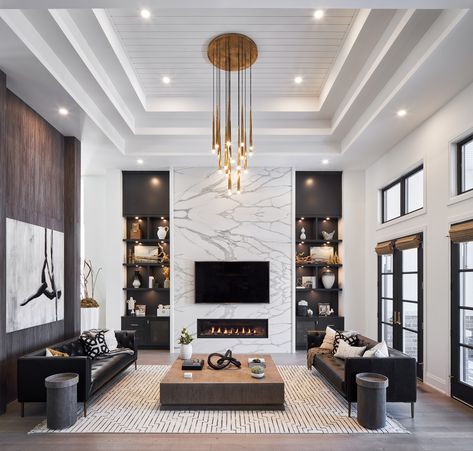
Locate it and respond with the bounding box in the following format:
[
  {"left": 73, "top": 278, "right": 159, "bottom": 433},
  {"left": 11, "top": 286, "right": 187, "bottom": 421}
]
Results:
[{"left": 160, "top": 354, "right": 285, "bottom": 410}]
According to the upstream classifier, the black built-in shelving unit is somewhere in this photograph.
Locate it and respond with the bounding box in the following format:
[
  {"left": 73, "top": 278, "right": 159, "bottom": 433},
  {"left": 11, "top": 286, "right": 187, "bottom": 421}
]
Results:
[
  {"left": 121, "top": 171, "right": 171, "bottom": 349},
  {"left": 295, "top": 172, "right": 344, "bottom": 349}
]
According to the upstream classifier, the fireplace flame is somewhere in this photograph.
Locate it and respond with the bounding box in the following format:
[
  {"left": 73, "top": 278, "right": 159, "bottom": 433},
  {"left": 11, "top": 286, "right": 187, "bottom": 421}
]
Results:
[{"left": 200, "top": 323, "right": 266, "bottom": 338}]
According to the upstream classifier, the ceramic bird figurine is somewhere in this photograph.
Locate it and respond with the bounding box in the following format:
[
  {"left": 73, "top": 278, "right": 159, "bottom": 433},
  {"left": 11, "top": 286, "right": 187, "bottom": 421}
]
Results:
[{"left": 321, "top": 230, "right": 335, "bottom": 240}]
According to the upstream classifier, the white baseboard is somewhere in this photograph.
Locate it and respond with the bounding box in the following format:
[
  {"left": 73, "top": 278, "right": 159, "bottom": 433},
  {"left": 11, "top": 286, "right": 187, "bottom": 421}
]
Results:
[{"left": 424, "top": 372, "right": 449, "bottom": 395}]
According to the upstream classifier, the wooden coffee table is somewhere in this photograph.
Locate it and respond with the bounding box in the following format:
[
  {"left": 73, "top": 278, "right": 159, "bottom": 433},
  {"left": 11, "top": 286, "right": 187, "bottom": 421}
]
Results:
[{"left": 160, "top": 354, "right": 285, "bottom": 410}]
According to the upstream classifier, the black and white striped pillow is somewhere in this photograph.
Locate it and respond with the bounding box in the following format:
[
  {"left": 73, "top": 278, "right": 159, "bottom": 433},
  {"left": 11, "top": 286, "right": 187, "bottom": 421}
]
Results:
[
  {"left": 332, "top": 331, "right": 358, "bottom": 355},
  {"left": 80, "top": 331, "right": 109, "bottom": 358}
]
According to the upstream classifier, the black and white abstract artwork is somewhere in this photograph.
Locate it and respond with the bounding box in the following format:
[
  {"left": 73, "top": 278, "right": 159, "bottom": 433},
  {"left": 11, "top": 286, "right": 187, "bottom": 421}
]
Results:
[{"left": 6, "top": 218, "right": 64, "bottom": 333}]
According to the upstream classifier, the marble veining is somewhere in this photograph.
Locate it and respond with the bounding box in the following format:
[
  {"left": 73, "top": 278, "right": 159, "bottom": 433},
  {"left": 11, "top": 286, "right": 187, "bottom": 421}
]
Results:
[{"left": 173, "top": 167, "right": 293, "bottom": 352}]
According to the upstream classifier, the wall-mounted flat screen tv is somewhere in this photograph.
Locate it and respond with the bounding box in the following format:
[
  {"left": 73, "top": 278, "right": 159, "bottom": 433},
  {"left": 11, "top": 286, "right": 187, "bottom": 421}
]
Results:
[{"left": 195, "top": 261, "right": 270, "bottom": 303}]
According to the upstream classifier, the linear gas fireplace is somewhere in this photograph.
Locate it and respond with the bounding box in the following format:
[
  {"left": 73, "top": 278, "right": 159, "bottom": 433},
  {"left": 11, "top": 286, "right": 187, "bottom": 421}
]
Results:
[{"left": 197, "top": 319, "right": 268, "bottom": 339}]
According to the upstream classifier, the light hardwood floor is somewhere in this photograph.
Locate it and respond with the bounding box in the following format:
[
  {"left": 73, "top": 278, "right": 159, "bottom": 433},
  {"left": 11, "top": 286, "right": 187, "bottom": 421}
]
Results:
[{"left": 1, "top": 350, "right": 473, "bottom": 451}]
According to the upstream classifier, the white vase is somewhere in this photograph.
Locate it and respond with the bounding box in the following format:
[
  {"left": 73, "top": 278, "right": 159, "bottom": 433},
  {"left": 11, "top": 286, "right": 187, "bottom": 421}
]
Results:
[
  {"left": 300, "top": 227, "right": 306, "bottom": 240},
  {"left": 81, "top": 307, "right": 99, "bottom": 332},
  {"left": 179, "top": 343, "right": 192, "bottom": 360},
  {"left": 157, "top": 226, "right": 169, "bottom": 240},
  {"left": 321, "top": 270, "right": 336, "bottom": 289}
]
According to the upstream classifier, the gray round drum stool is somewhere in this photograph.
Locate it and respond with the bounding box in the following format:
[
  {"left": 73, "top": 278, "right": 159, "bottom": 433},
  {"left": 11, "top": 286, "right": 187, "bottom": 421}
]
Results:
[
  {"left": 45, "top": 373, "right": 79, "bottom": 429},
  {"left": 356, "top": 372, "right": 389, "bottom": 429}
]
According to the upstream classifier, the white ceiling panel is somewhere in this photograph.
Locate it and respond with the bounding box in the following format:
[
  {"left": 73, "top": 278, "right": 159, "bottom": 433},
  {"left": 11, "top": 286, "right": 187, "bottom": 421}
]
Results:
[{"left": 107, "top": 8, "right": 357, "bottom": 97}]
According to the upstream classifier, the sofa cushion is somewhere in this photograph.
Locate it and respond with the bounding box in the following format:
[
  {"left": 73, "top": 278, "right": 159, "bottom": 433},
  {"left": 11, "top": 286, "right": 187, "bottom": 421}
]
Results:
[
  {"left": 334, "top": 340, "right": 366, "bottom": 359},
  {"left": 90, "top": 353, "right": 135, "bottom": 393},
  {"left": 319, "top": 326, "right": 337, "bottom": 351},
  {"left": 332, "top": 331, "right": 359, "bottom": 354},
  {"left": 54, "top": 339, "right": 87, "bottom": 357},
  {"left": 364, "top": 341, "right": 389, "bottom": 358},
  {"left": 314, "top": 354, "right": 346, "bottom": 394},
  {"left": 81, "top": 332, "right": 109, "bottom": 359}
]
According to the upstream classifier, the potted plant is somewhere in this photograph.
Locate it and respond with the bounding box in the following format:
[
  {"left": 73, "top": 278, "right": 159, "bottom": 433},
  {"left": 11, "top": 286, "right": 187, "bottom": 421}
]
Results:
[
  {"left": 250, "top": 365, "right": 265, "bottom": 379},
  {"left": 178, "top": 327, "right": 194, "bottom": 360},
  {"left": 80, "top": 260, "right": 102, "bottom": 332}
]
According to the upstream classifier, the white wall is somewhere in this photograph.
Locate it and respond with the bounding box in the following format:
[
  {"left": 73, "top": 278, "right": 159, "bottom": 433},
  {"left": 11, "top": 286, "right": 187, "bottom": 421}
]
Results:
[
  {"left": 82, "top": 175, "right": 107, "bottom": 328},
  {"left": 82, "top": 170, "right": 123, "bottom": 331},
  {"left": 341, "top": 171, "right": 366, "bottom": 332},
  {"left": 364, "top": 80, "right": 473, "bottom": 393},
  {"left": 173, "top": 167, "right": 293, "bottom": 353}
]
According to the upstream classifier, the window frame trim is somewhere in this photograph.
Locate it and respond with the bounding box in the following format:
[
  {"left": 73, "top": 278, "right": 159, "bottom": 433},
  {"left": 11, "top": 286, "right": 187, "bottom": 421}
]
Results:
[
  {"left": 456, "top": 133, "right": 473, "bottom": 196},
  {"left": 381, "top": 165, "right": 424, "bottom": 224}
]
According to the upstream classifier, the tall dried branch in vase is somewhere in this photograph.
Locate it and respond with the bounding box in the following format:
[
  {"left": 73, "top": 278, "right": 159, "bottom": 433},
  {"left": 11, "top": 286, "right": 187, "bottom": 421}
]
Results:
[{"left": 81, "top": 259, "right": 102, "bottom": 308}]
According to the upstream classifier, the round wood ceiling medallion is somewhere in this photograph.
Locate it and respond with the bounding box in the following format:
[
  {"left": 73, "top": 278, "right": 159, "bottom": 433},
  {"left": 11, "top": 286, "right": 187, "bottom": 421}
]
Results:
[{"left": 207, "top": 33, "right": 258, "bottom": 71}]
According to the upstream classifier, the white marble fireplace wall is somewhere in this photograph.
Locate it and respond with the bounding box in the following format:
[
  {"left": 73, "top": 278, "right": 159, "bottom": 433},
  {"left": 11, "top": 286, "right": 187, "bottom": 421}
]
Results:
[{"left": 173, "top": 167, "right": 293, "bottom": 353}]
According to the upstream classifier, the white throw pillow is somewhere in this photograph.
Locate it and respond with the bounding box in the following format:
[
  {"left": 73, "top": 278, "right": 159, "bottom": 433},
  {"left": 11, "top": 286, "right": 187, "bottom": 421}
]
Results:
[
  {"left": 364, "top": 341, "right": 389, "bottom": 358},
  {"left": 320, "top": 326, "right": 337, "bottom": 350},
  {"left": 334, "top": 339, "right": 366, "bottom": 359},
  {"left": 103, "top": 329, "right": 118, "bottom": 351}
]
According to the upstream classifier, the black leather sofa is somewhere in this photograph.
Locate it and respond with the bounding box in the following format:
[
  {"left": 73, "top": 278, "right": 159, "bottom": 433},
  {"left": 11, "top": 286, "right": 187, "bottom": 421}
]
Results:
[
  {"left": 307, "top": 330, "right": 417, "bottom": 417},
  {"left": 18, "top": 330, "right": 137, "bottom": 417}
]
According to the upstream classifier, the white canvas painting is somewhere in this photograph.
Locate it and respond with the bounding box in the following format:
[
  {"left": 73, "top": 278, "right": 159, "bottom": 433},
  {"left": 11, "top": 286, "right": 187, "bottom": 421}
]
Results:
[{"left": 6, "top": 218, "right": 64, "bottom": 333}]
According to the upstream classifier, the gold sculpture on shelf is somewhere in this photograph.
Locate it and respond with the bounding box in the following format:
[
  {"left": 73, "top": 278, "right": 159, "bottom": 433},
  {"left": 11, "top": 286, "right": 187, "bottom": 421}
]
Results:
[
  {"left": 157, "top": 243, "right": 169, "bottom": 264},
  {"left": 328, "top": 252, "right": 342, "bottom": 265}
]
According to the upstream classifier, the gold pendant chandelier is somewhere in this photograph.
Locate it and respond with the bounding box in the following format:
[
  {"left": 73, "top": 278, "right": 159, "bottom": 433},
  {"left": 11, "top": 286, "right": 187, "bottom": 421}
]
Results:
[{"left": 208, "top": 33, "right": 258, "bottom": 195}]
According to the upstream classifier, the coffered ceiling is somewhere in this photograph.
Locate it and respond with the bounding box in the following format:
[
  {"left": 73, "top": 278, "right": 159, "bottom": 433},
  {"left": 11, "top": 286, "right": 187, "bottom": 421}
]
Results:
[
  {"left": 107, "top": 8, "right": 358, "bottom": 98},
  {"left": 0, "top": 1, "right": 472, "bottom": 174}
]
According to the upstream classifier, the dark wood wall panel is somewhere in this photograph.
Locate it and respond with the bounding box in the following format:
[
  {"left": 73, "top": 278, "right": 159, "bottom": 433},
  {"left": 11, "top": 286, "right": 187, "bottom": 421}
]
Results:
[
  {"left": 0, "top": 79, "right": 81, "bottom": 412},
  {"left": 64, "top": 137, "right": 81, "bottom": 337},
  {"left": 0, "top": 72, "right": 7, "bottom": 414}
]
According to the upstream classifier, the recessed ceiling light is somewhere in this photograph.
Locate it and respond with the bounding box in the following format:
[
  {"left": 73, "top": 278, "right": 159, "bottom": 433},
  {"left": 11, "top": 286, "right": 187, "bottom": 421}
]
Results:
[
  {"left": 137, "top": 159, "right": 144, "bottom": 165},
  {"left": 314, "top": 10, "right": 324, "bottom": 20},
  {"left": 140, "top": 9, "right": 151, "bottom": 19},
  {"left": 397, "top": 109, "right": 407, "bottom": 117},
  {"left": 322, "top": 159, "right": 329, "bottom": 165},
  {"left": 294, "top": 76, "right": 303, "bottom": 84},
  {"left": 58, "top": 107, "right": 68, "bottom": 116},
  {"left": 162, "top": 76, "right": 171, "bottom": 84}
]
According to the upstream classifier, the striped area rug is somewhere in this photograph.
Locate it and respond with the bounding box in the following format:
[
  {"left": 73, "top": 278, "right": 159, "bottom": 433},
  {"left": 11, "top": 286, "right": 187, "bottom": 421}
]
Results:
[{"left": 30, "top": 365, "right": 407, "bottom": 434}]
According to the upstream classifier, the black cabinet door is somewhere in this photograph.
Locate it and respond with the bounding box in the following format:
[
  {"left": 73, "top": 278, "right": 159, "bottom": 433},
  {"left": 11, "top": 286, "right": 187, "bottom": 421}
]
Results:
[
  {"left": 121, "top": 317, "right": 148, "bottom": 347},
  {"left": 149, "top": 318, "right": 170, "bottom": 349},
  {"left": 314, "top": 316, "right": 344, "bottom": 331},
  {"left": 296, "top": 319, "right": 316, "bottom": 350}
]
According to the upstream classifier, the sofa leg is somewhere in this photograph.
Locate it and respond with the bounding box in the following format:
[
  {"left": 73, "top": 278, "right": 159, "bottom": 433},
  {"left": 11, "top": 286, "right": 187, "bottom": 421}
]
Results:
[
  {"left": 84, "top": 401, "right": 87, "bottom": 418},
  {"left": 21, "top": 402, "right": 24, "bottom": 417},
  {"left": 135, "top": 360, "right": 137, "bottom": 370},
  {"left": 348, "top": 402, "right": 352, "bottom": 417},
  {"left": 411, "top": 402, "right": 414, "bottom": 418}
]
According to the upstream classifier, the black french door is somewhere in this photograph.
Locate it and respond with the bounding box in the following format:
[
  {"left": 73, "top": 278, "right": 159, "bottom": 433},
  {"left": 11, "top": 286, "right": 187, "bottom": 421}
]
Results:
[
  {"left": 378, "top": 237, "right": 424, "bottom": 379},
  {"left": 451, "top": 241, "right": 473, "bottom": 406}
]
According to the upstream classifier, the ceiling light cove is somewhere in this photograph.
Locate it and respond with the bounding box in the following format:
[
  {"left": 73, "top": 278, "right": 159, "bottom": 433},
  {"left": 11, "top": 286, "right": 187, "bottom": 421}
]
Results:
[
  {"left": 58, "top": 107, "right": 68, "bottom": 116},
  {"left": 314, "top": 10, "right": 324, "bottom": 20},
  {"left": 162, "top": 76, "right": 171, "bottom": 84},
  {"left": 294, "top": 76, "right": 303, "bottom": 84},
  {"left": 397, "top": 109, "right": 407, "bottom": 117},
  {"left": 140, "top": 9, "right": 151, "bottom": 19}
]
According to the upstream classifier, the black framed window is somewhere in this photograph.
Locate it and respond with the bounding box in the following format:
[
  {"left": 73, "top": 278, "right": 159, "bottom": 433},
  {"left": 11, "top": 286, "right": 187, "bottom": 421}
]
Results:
[
  {"left": 457, "top": 134, "right": 473, "bottom": 195},
  {"left": 381, "top": 165, "right": 423, "bottom": 223}
]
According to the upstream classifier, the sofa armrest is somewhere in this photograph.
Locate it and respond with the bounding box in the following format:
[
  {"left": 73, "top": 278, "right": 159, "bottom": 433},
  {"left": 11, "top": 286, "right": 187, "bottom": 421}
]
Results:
[
  {"left": 307, "top": 330, "right": 326, "bottom": 350},
  {"left": 344, "top": 356, "right": 417, "bottom": 403},
  {"left": 17, "top": 355, "right": 91, "bottom": 403},
  {"left": 115, "top": 330, "right": 138, "bottom": 357}
]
